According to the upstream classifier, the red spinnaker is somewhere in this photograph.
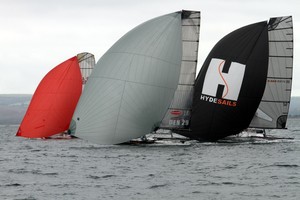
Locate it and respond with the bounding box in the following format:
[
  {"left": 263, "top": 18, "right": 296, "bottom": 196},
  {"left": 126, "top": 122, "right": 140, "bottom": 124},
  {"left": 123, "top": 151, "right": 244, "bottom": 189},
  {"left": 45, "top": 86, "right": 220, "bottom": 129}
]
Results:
[{"left": 16, "top": 56, "right": 82, "bottom": 138}]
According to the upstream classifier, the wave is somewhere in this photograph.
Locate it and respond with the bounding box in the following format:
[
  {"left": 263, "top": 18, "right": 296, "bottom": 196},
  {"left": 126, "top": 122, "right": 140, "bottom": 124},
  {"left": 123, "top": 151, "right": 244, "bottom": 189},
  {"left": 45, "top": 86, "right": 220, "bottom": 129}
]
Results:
[
  {"left": 69, "top": 145, "right": 116, "bottom": 150},
  {"left": 8, "top": 169, "right": 58, "bottom": 176},
  {"left": 148, "top": 183, "right": 168, "bottom": 189},
  {"left": 274, "top": 164, "right": 299, "bottom": 168},
  {"left": 262, "top": 163, "right": 299, "bottom": 169},
  {"left": 87, "top": 174, "right": 116, "bottom": 179},
  {"left": 4, "top": 183, "right": 22, "bottom": 187}
]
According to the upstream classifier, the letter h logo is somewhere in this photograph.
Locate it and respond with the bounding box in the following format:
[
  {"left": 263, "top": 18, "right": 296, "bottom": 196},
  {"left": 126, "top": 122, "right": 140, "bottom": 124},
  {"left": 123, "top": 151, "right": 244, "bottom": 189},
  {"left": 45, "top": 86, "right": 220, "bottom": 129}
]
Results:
[{"left": 202, "top": 58, "right": 246, "bottom": 101}]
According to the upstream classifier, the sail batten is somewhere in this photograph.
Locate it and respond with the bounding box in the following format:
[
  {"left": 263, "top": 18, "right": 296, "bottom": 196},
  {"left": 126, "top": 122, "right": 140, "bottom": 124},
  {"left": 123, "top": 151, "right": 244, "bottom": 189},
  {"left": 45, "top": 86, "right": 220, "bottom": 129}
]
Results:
[
  {"left": 267, "top": 77, "right": 292, "bottom": 79},
  {"left": 269, "top": 40, "right": 293, "bottom": 42},
  {"left": 269, "top": 55, "right": 293, "bottom": 58},
  {"left": 261, "top": 100, "right": 290, "bottom": 103}
]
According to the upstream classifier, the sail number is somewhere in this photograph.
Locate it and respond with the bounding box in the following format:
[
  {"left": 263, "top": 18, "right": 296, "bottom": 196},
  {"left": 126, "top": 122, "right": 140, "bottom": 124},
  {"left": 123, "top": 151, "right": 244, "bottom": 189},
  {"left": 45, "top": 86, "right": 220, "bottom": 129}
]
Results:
[{"left": 169, "top": 119, "right": 189, "bottom": 126}]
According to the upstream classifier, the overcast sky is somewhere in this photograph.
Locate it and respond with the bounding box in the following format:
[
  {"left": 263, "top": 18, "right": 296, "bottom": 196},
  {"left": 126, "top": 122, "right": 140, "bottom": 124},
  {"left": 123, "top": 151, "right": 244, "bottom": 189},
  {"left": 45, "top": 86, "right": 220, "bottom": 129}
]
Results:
[{"left": 1, "top": 0, "right": 299, "bottom": 96}]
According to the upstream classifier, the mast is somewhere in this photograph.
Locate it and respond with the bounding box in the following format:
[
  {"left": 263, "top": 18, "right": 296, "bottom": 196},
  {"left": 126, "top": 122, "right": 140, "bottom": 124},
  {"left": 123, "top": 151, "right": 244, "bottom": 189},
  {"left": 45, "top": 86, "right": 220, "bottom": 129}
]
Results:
[
  {"left": 250, "top": 16, "right": 293, "bottom": 129},
  {"left": 159, "top": 10, "right": 200, "bottom": 130}
]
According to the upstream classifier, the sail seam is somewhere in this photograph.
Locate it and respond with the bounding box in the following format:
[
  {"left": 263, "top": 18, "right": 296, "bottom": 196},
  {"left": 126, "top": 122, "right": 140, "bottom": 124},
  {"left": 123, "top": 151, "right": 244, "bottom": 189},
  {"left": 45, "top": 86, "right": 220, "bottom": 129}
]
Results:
[
  {"left": 267, "top": 77, "right": 292, "bottom": 79},
  {"left": 182, "top": 24, "right": 200, "bottom": 26},
  {"left": 269, "top": 40, "right": 293, "bottom": 42},
  {"left": 90, "top": 76, "right": 177, "bottom": 91},
  {"left": 268, "top": 27, "right": 292, "bottom": 31},
  {"left": 105, "top": 52, "right": 180, "bottom": 66},
  {"left": 112, "top": 53, "right": 137, "bottom": 143},
  {"left": 269, "top": 55, "right": 293, "bottom": 58},
  {"left": 112, "top": 81, "right": 127, "bottom": 143},
  {"left": 260, "top": 100, "right": 290, "bottom": 103}
]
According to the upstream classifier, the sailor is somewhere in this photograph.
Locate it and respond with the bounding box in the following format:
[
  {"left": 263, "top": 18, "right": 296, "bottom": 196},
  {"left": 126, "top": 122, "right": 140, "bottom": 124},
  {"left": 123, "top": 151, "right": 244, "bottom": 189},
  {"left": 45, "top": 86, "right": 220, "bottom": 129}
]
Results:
[
  {"left": 263, "top": 129, "right": 266, "bottom": 138},
  {"left": 141, "top": 135, "right": 147, "bottom": 142}
]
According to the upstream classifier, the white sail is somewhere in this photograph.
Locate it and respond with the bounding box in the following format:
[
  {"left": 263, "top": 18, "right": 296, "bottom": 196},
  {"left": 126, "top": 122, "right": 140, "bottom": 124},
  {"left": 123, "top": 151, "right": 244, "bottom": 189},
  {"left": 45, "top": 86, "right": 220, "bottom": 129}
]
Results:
[
  {"left": 71, "top": 11, "right": 186, "bottom": 144},
  {"left": 77, "top": 52, "right": 95, "bottom": 88},
  {"left": 159, "top": 11, "right": 200, "bottom": 129},
  {"left": 250, "top": 16, "right": 293, "bottom": 129}
]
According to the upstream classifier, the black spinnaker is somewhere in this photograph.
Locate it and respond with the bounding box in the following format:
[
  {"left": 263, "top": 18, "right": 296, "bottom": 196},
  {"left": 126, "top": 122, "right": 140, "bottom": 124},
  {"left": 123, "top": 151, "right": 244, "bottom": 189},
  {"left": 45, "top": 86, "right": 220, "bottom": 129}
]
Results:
[{"left": 177, "top": 21, "right": 269, "bottom": 141}]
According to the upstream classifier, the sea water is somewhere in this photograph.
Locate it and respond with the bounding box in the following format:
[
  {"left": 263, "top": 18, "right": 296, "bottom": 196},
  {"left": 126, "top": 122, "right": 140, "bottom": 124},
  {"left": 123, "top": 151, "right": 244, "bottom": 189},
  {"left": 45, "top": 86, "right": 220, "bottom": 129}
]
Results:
[{"left": 1, "top": 119, "right": 299, "bottom": 200}]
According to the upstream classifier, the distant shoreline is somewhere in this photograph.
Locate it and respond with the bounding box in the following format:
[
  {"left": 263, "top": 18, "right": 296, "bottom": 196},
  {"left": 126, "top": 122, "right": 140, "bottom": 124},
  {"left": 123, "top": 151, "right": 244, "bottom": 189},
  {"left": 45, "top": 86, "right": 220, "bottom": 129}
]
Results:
[{"left": 0, "top": 94, "right": 299, "bottom": 125}]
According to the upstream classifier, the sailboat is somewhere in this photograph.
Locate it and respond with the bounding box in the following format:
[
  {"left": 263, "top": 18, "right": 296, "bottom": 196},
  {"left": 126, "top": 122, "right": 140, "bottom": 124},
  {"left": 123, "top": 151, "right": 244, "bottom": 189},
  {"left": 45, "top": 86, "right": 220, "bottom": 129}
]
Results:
[
  {"left": 176, "top": 16, "right": 293, "bottom": 141},
  {"left": 70, "top": 10, "right": 200, "bottom": 145},
  {"left": 16, "top": 53, "right": 95, "bottom": 139}
]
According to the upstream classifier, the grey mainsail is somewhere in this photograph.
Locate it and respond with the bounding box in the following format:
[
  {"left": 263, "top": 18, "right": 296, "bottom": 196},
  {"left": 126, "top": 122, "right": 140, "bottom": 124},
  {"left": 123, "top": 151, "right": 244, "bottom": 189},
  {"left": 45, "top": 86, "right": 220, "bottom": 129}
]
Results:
[
  {"left": 77, "top": 52, "right": 95, "bottom": 88},
  {"left": 250, "top": 16, "right": 293, "bottom": 129},
  {"left": 71, "top": 11, "right": 196, "bottom": 144},
  {"left": 159, "top": 11, "right": 200, "bottom": 130}
]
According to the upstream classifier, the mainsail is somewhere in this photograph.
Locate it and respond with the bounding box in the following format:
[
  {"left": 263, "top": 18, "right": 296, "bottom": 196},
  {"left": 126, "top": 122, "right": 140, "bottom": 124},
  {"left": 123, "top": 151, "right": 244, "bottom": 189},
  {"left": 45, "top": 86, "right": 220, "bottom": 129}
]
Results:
[
  {"left": 250, "top": 16, "right": 293, "bottom": 129},
  {"left": 16, "top": 56, "right": 82, "bottom": 138},
  {"left": 77, "top": 52, "right": 95, "bottom": 88},
  {"left": 71, "top": 10, "right": 199, "bottom": 144},
  {"left": 178, "top": 20, "right": 270, "bottom": 141},
  {"left": 159, "top": 11, "right": 200, "bottom": 130}
]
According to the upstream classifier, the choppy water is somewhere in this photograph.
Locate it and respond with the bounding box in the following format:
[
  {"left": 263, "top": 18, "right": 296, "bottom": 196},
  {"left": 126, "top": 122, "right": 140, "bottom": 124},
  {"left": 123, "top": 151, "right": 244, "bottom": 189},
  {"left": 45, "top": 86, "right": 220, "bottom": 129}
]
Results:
[{"left": 1, "top": 119, "right": 300, "bottom": 200}]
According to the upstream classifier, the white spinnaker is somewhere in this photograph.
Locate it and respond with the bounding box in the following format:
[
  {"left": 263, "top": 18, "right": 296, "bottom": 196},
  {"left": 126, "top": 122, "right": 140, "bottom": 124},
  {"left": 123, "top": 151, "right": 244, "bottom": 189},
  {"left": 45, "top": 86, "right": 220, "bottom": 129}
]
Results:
[
  {"left": 72, "top": 12, "right": 183, "bottom": 144},
  {"left": 159, "top": 11, "right": 200, "bottom": 129},
  {"left": 250, "top": 16, "right": 293, "bottom": 129}
]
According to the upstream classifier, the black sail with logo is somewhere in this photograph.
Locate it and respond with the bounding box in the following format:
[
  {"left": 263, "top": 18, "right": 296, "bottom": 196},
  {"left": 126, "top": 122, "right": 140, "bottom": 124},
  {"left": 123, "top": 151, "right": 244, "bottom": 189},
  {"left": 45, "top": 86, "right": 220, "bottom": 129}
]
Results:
[{"left": 179, "top": 21, "right": 269, "bottom": 141}]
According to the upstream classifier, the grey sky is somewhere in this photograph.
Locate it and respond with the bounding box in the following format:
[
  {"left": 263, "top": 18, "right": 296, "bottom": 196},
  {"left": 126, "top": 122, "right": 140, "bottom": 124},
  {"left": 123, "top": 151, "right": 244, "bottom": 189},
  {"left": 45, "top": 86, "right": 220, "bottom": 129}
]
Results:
[{"left": 1, "top": 0, "right": 299, "bottom": 96}]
